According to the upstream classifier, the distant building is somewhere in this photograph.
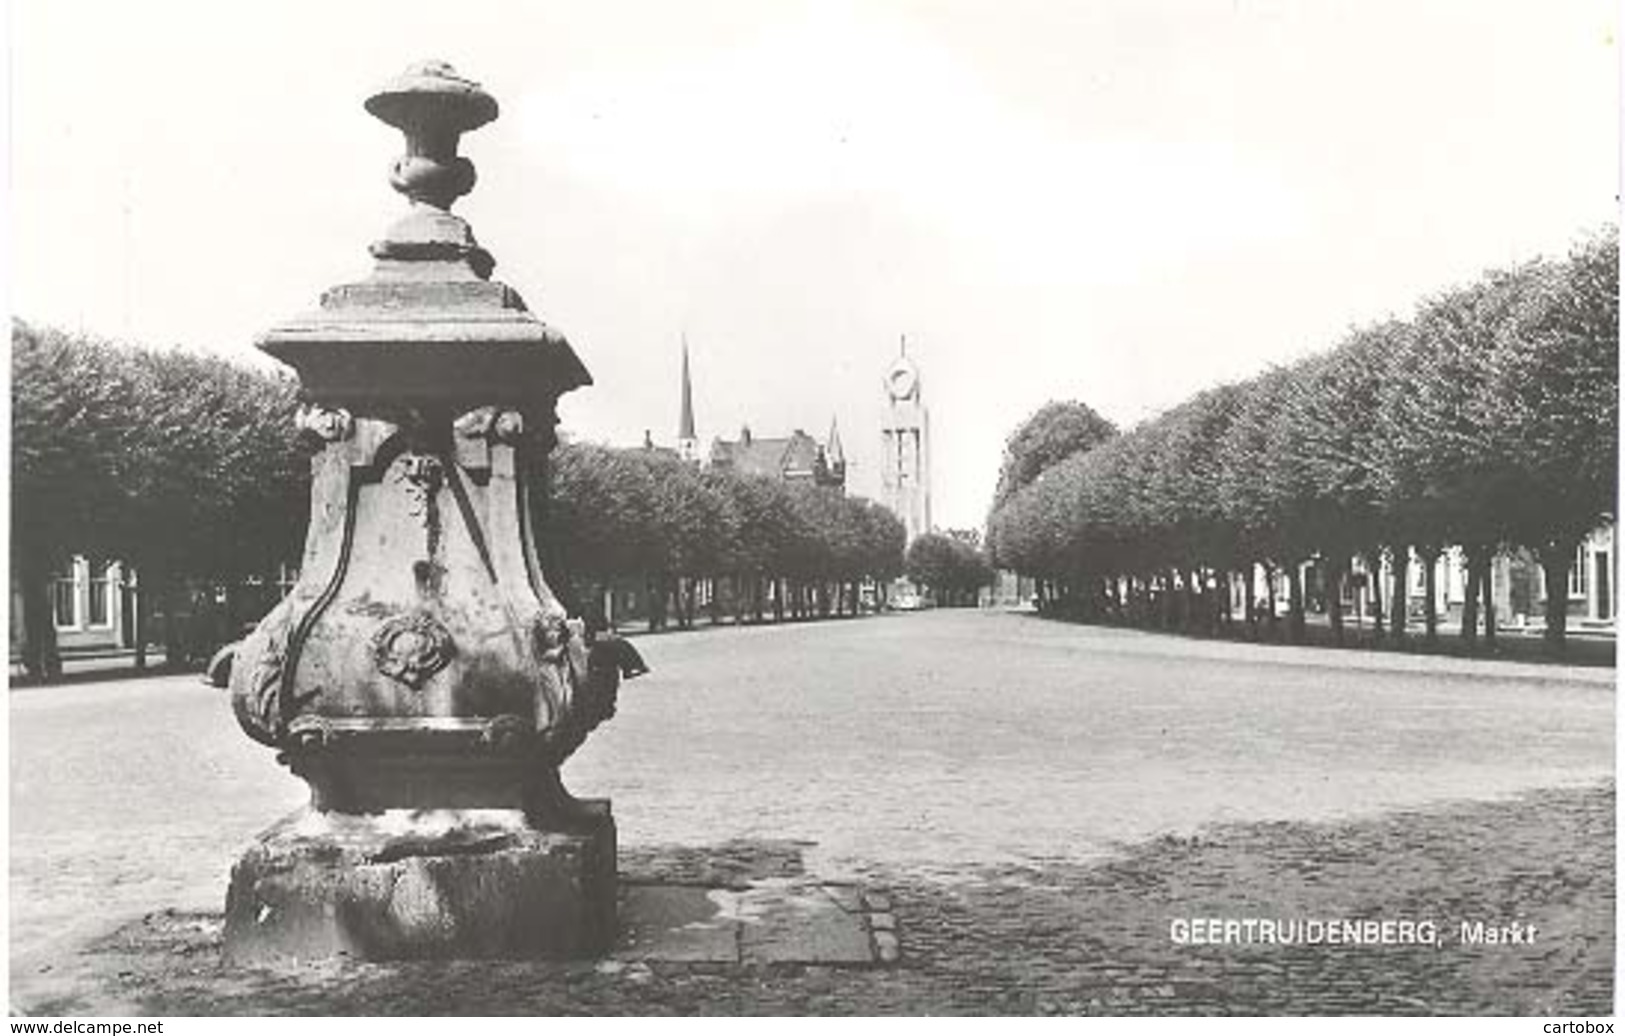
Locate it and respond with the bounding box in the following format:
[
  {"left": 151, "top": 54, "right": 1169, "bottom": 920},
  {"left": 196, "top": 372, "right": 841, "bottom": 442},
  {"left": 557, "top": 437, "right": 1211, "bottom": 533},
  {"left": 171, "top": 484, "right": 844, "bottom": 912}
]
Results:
[
  {"left": 709, "top": 423, "right": 846, "bottom": 490},
  {"left": 880, "top": 337, "right": 931, "bottom": 543},
  {"left": 1226, "top": 525, "right": 1617, "bottom": 632},
  {"left": 639, "top": 428, "right": 679, "bottom": 460},
  {"left": 652, "top": 337, "right": 847, "bottom": 489}
]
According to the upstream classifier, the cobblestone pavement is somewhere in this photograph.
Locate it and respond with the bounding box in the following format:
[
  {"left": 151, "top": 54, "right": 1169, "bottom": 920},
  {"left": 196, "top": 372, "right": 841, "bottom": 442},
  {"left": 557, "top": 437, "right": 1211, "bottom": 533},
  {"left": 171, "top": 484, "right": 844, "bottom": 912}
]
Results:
[
  {"left": 13, "top": 783, "right": 1612, "bottom": 1015},
  {"left": 10, "top": 610, "right": 1614, "bottom": 1011}
]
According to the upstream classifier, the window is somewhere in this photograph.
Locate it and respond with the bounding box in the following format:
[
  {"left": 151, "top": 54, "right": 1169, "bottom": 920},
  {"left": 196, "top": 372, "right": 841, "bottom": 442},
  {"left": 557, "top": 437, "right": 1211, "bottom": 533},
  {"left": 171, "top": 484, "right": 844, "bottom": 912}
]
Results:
[
  {"left": 1569, "top": 543, "right": 1589, "bottom": 598},
  {"left": 52, "top": 570, "right": 79, "bottom": 629},
  {"left": 87, "top": 567, "right": 111, "bottom": 627}
]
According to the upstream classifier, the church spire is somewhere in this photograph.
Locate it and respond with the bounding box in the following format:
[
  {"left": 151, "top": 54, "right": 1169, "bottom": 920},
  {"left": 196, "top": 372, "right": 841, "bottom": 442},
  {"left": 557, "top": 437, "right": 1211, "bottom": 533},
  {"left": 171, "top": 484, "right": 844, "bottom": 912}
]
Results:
[
  {"left": 826, "top": 415, "right": 845, "bottom": 468},
  {"left": 677, "top": 334, "right": 697, "bottom": 461}
]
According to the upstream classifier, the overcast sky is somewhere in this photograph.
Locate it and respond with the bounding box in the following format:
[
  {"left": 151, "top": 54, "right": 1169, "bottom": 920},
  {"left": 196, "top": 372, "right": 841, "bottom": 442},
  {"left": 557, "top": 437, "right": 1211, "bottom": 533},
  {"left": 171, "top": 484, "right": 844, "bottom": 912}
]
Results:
[{"left": 10, "top": 0, "right": 1618, "bottom": 530}]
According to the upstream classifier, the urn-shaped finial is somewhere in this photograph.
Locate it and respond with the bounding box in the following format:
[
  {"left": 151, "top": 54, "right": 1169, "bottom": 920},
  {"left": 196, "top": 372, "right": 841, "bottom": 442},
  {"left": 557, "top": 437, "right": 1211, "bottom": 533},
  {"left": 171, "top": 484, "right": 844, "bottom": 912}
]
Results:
[
  {"left": 366, "top": 60, "right": 498, "bottom": 211},
  {"left": 364, "top": 61, "right": 499, "bottom": 274}
]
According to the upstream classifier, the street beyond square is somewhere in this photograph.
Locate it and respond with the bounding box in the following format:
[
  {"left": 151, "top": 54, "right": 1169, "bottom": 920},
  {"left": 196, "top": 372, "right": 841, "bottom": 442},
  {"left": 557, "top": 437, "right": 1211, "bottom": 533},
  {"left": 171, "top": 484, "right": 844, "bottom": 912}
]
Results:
[{"left": 10, "top": 609, "right": 1613, "bottom": 1013}]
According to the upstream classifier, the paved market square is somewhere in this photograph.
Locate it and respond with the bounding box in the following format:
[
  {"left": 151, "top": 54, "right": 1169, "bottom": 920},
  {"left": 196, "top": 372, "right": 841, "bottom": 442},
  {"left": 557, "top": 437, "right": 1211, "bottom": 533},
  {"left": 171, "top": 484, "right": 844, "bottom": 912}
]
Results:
[{"left": 9, "top": 610, "right": 1613, "bottom": 1013}]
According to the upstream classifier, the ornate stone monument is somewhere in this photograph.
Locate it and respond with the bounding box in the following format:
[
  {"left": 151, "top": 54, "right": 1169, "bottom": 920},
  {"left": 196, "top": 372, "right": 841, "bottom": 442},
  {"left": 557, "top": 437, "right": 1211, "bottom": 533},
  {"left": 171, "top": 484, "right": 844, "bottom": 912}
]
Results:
[{"left": 223, "top": 61, "right": 635, "bottom": 962}]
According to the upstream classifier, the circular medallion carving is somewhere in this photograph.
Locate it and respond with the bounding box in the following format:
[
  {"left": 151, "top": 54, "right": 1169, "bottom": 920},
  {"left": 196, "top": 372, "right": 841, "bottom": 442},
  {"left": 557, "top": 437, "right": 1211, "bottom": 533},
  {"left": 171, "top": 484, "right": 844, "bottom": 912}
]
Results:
[
  {"left": 295, "top": 404, "right": 354, "bottom": 443},
  {"left": 371, "top": 613, "right": 456, "bottom": 689},
  {"left": 491, "top": 409, "right": 525, "bottom": 443}
]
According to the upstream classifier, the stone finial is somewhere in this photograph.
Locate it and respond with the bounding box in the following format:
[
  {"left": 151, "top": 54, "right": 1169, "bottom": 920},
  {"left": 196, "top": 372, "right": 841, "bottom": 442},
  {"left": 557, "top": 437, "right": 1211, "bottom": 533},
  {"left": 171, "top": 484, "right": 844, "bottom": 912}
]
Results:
[
  {"left": 367, "top": 60, "right": 497, "bottom": 210},
  {"left": 366, "top": 61, "right": 498, "bottom": 275}
]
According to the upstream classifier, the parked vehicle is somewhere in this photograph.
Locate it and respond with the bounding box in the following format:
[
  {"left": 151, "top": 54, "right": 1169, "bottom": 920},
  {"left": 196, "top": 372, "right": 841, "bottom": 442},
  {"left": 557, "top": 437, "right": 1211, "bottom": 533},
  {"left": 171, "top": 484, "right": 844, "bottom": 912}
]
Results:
[{"left": 891, "top": 590, "right": 925, "bottom": 611}]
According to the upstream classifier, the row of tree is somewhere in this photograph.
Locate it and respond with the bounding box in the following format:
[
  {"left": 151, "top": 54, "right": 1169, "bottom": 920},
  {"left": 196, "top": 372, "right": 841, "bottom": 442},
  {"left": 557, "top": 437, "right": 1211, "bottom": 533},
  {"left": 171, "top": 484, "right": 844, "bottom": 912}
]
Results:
[
  {"left": 903, "top": 530, "right": 996, "bottom": 605},
  {"left": 542, "top": 443, "right": 906, "bottom": 628},
  {"left": 11, "top": 321, "right": 910, "bottom": 674},
  {"left": 986, "top": 231, "right": 1617, "bottom": 654},
  {"left": 12, "top": 322, "right": 307, "bottom": 675}
]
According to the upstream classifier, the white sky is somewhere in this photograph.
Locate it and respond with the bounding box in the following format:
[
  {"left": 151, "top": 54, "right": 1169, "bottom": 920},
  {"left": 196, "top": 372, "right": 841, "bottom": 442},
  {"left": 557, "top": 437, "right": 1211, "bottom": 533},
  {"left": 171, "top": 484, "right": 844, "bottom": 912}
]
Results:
[{"left": 9, "top": 0, "right": 1618, "bottom": 531}]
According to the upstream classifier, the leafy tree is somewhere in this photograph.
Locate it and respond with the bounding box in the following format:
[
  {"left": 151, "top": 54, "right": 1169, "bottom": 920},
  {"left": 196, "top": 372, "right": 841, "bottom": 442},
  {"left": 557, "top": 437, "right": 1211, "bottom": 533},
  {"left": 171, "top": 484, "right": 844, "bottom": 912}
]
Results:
[
  {"left": 542, "top": 445, "right": 905, "bottom": 628},
  {"left": 905, "top": 532, "right": 994, "bottom": 606},
  {"left": 1485, "top": 233, "right": 1618, "bottom": 651},
  {"left": 13, "top": 324, "right": 143, "bottom": 675},
  {"left": 981, "top": 226, "right": 1617, "bottom": 655},
  {"left": 545, "top": 443, "right": 663, "bottom": 595},
  {"left": 990, "top": 401, "right": 1117, "bottom": 514},
  {"left": 11, "top": 322, "right": 306, "bottom": 677}
]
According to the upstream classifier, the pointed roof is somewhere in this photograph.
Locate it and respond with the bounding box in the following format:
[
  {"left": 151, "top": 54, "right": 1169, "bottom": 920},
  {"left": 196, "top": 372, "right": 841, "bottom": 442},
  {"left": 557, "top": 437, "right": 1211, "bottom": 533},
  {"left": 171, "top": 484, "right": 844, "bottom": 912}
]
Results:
[
  {"left": 825, "top": 416, "right": 845, "bottom": 466},
  {"left": 678, "top": 336, "right": 696, "bottom": 442},
  {"left": 710, "top": 429, "right": 823, "bottom": 480}
]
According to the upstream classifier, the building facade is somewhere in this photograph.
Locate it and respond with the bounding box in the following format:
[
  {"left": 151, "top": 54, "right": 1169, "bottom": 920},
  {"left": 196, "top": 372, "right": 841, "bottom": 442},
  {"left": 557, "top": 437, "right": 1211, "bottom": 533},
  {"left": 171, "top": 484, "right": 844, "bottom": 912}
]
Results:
[
  {"left": 45, "top": 557, "right": 134, "bottom": 651},
  {"left": 708, "top": 424, "right": 846, "bottom": 488},
  {"left": 1227, "top": 525, "right": 1617, "bottom": 633}
]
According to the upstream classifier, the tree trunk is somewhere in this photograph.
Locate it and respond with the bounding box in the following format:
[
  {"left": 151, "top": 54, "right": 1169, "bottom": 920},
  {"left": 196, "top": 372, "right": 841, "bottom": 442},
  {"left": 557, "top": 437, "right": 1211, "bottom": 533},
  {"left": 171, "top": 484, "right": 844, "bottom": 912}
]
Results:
[
  {"left": 1325, "top": 553, "right": 1346, "bottom": 645},
  {"left": 1539, "top": 543, "right": 1575, "bottom": 656},
  {"left": 1480, "top": 558, "right": 1497, "bottom": 650},
  {"left": 1460, "top": 548, "right": 1484, "bottom": 651},
  {"left": 1265, "top": 565, "right": 1280, "bottom": 640},
  {"left": 128, "top": 564, "right": 148, "bottom": 670},
  {"left": 1286, "top": 563, "right": 1305, "bottom": 644},
  {"left": 156, "top": 570, "right": 187, "bottom": 668},
  {"left": 1243, "top": 564, "right": 1258, "bottom": 637},
  {"left": 1365, "top": 549, "right": 1385, "bottom": 639},
  {"left": 1419, "top": 549, "right": 1439, "bottom": 645},
  {"left": 16, "top": 552, "right": 62, "bottom": 680},
  {"left": 1182, "top": 567, "right": 1198, "bottom": 632},
  {"left": 1389, "top": 545, "right": 1409, "bottom": 645}
]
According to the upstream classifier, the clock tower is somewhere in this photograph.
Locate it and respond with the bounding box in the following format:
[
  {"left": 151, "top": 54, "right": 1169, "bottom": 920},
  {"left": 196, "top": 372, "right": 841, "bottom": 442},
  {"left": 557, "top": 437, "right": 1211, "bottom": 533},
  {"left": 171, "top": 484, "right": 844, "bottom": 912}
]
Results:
[{"left": 880, "top": 337, "right": 931, "bottom": 543}]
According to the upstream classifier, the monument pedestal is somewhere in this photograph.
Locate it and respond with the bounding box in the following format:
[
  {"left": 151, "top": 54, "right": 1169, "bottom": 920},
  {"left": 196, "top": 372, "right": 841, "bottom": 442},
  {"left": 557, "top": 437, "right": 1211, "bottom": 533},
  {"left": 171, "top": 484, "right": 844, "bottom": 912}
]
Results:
[
  {"left": 223, "top": 803, "right": 615, "bottom": 963},
  {"left": 222, "top": 61, "right": 639, "bottom": 966}
]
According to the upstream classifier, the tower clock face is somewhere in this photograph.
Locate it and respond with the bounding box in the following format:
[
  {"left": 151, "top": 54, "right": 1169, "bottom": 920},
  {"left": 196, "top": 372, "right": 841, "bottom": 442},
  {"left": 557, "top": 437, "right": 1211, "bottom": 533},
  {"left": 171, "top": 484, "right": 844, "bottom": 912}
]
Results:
[{"left": 886, "top": 364, "right": 917, "bottom": 400}]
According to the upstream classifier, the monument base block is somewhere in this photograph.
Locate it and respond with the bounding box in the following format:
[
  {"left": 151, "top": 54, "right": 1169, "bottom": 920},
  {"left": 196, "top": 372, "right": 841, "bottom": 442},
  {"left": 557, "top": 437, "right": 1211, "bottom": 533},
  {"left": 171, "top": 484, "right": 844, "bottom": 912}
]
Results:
[{"left": 223, "top": 803, "right": 615, "bottom": 963}]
